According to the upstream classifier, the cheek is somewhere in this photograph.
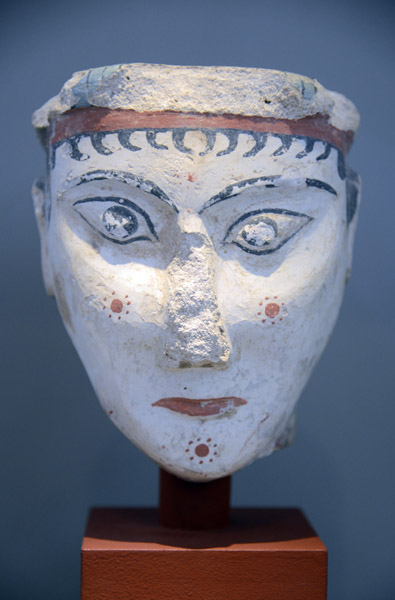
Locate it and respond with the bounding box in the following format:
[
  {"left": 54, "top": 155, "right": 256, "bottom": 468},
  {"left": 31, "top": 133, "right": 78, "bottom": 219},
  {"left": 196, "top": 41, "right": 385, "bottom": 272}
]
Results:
[
  {"left": 95, "top": 268, "right": 165, "bottom": 326},
  {"left": 257, "top": 297, "right": 288, "bottom": 325},
  {"left": 53, "top": 273, "right": 74, "bottom": 331},
  {"left": 50, "top": 218, "right": 165, "bottom": 327},
  {"left": 216, "top": 227, "right": 346, "bottom": 329},
  {"left": 216, "top": 264, "right": 291, "bottom": 327},
  {"left": 102, "top": 292, "right": 131, "bottom": 321}
]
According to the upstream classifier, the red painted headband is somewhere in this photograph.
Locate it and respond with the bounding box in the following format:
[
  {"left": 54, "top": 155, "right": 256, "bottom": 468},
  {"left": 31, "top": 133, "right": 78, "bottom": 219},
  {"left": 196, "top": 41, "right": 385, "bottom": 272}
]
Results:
[{"left": 51, "top": 107, "right": 354, "bottom": 155}]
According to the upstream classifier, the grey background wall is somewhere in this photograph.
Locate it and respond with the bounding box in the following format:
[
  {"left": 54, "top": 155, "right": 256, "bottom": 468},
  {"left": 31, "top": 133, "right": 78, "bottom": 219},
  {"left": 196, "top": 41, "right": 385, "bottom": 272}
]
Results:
[{"left": 1, "top": 0, "right": 394, "bottom": 598}]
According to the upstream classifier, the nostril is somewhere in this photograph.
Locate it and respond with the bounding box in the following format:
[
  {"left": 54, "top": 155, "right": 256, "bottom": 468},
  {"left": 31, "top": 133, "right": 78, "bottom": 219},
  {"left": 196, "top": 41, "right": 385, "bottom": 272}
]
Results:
[
  {"left": 177, "top": 360, "right": 216, "bottom": 369},
  {"left": 162, "top": 354, "right": 229, "bottom": 370},
  {"left": 178, "top": 360, "right": 192, "bottom": 369},
  {"left": 162, "top": 319, "right": 232, "bottom": 369}
]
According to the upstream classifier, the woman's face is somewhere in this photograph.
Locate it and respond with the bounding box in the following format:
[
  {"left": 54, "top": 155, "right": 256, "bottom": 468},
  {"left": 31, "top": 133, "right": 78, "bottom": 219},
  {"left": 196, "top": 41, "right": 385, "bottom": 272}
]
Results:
[{"left": 39, "top": 126, "right": 353, "bottom": 481}]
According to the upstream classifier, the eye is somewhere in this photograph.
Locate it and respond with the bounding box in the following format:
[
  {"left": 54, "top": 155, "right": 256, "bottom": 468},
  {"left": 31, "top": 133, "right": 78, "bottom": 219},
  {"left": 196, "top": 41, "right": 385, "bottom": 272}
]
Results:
[
  {"left": 73, "top": 197, "right": 158, "bottom": 244},
  {"left": 224, "top": 209, "right": 312, "bottom": 255}
]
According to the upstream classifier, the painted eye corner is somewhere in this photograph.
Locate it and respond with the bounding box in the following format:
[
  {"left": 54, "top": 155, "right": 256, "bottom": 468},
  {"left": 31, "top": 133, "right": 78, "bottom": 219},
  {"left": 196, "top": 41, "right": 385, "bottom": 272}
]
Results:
[
  {"left": 73, "top": 196, "right": 158, "bottom": 244},
  {"left": 223, "top": 209, "right": 313, "bottom": 255}
]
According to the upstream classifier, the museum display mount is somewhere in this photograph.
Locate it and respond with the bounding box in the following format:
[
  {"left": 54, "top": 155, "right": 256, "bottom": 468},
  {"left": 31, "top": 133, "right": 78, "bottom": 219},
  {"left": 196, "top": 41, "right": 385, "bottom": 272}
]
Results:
[{"left": 81, "top": 470, "right": 327, "bottom": 599}]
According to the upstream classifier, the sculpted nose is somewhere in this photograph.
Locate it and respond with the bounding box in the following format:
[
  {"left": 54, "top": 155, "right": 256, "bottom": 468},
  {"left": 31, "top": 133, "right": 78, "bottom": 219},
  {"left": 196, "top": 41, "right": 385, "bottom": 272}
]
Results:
[{"left": 162, "top": 231, "right": 231, "bottom": 369}]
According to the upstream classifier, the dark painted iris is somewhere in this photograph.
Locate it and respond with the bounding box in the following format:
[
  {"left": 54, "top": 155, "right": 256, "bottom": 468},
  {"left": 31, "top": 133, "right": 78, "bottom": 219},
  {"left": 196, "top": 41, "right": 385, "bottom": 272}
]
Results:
[
  {"left": 73, "top": 196, "right": 158, "bottom": 245},
  {"left": 224, "top": 208, "right": 313, "bottom": 255},
  {"left": 240, "top": 217, "right": 278, "bottom": 248},
  {"left": 103, "top": 206, "right": 138, "bottom": 238}
]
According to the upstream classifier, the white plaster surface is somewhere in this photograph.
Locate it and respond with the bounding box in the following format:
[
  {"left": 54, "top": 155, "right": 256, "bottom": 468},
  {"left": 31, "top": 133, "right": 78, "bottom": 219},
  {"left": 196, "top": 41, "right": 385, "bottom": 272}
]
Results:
[
  {"left": 33, "top": 66, "right": 360, "bottom": 481},
  {"left": 32, "top": 63, "right": 359, "bottom": 133}
]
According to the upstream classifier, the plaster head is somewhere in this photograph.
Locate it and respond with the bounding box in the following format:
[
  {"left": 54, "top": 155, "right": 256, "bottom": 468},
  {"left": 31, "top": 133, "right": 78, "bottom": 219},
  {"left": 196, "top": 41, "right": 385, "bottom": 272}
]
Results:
[{"left": 33, "top": 64, "right": 360, "bottom": 481}]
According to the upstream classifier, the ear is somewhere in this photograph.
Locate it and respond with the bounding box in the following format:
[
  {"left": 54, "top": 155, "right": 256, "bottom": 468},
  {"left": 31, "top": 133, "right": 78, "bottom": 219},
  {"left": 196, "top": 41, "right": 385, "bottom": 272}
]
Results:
[
  {"left": 345, "top": 168, "right": 362, "bottom": 282},
  {"left": 32, "top": 178, "right": 55, "bottom": 296}
]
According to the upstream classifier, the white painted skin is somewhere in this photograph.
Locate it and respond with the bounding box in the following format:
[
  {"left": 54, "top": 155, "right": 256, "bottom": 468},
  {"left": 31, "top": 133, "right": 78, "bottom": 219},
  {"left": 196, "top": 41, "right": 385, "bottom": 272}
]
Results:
[{"left": 34, "top": 129, "right": 358, "bottom": 481}]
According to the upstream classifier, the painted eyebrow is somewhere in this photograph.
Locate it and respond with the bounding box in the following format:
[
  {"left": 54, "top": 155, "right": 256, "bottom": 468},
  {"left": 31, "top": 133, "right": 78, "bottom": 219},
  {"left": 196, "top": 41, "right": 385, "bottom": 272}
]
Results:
[
  {"left": 199, "top": 176, "right": 337, "bottom": 213},
  {"left": 61, "top": 169, "right": 179, "bottom": 213}
]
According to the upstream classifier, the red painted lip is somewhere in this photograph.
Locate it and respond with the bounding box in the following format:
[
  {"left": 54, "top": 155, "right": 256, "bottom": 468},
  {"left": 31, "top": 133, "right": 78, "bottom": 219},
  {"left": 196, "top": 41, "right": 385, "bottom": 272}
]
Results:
[{"left": 152, "top": 396, "right": 248, "bottom": 417}]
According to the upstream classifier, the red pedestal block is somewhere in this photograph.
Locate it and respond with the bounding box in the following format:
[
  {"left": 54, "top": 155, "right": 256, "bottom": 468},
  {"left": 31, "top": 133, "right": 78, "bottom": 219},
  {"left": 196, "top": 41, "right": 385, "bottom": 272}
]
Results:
[{"left": 81, "top": 507, "right": 327, "bottom": 600}]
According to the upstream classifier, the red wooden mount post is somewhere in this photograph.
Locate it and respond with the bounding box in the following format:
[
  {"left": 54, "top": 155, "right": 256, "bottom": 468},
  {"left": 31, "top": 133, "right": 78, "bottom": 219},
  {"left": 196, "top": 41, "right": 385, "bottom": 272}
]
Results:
[
  {"left": 81, "top": 469, "right": 327, "bottom": 599},
  {"left": 159, "top": 468, "right": 231, "bottom": 529}
]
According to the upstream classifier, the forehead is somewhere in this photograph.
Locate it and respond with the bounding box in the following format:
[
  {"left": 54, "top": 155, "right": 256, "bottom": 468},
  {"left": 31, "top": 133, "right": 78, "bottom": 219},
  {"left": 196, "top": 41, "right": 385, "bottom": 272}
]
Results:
[{"left": 50, "top": 128, "right": 344, "bottom": 209}]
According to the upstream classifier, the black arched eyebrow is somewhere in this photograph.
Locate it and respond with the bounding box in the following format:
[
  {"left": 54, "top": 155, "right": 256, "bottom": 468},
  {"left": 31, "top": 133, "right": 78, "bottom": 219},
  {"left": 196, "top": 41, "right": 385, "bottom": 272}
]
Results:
[
  {"left": 306, "top": 179, "right": 337, "bottom": 195},
  {"left": 61, "top": 169, "right": 179, "bottom": 213},
  {"left": 199, "top": 175, "right": 337, "bottom": 213},
  {"left": 198, "top": 176, "right": 280, "bottom": 214}
]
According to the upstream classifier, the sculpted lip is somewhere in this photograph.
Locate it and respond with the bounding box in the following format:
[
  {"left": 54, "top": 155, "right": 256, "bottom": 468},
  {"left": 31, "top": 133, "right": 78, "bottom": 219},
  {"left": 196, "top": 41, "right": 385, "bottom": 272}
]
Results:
[{"left": 152, "top": 396, "right": 248, "bottom": 417}]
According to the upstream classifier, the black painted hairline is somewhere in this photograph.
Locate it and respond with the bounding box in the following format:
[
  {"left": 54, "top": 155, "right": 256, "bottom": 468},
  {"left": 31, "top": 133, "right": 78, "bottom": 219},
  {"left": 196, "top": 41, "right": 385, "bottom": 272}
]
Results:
[{"left": 49, "top": 127, "right": 346, "bottom": 181}]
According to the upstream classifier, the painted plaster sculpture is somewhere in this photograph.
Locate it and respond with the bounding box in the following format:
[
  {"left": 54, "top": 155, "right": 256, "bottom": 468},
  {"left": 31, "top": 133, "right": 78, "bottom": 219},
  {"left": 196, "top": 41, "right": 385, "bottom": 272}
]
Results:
[{"left": 33, "top": 64, "right": 360, "bottom": 481}]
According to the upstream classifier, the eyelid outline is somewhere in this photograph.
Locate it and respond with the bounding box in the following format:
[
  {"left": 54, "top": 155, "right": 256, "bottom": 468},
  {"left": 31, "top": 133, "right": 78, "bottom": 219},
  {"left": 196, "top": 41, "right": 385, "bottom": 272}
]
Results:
[
  {"left": 73, "top": 196, "right": 159, "bottom": 245},
  {"left": 223, "top": 208, "right": 313, "bottom": 255}
]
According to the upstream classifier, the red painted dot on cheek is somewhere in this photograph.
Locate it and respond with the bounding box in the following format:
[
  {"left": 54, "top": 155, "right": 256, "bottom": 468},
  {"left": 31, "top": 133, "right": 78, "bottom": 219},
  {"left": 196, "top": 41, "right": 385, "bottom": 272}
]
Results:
[
  {"left": 111, "top": 299, "right": 123, "bottom": 313},
  {"left": 265, "top": 302, "right": 280, "bottom": 318}
]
